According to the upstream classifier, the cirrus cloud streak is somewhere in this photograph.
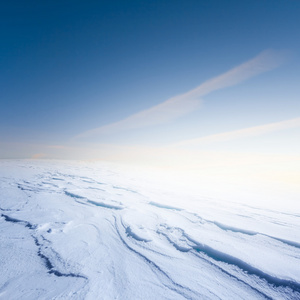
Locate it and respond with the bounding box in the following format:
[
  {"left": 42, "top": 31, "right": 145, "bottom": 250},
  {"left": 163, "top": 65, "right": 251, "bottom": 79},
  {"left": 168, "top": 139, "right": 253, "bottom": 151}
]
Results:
[
  {"left": 173, "top": 117, "right": 300, "bottom": 147},
  {"left": 73, "top": 49, "right": 286, "bottom": 140}
]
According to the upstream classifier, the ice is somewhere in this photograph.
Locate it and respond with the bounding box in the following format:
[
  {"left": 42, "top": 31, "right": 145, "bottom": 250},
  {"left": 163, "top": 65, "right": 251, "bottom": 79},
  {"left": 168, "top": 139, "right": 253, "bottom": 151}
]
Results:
[{"left": 0, "top": 160, "right": 299, "bottom": 299}]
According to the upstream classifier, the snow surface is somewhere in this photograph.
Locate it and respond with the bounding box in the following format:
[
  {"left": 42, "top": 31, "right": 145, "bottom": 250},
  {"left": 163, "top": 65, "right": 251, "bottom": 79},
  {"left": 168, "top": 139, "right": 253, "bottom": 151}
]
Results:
[{"left": 0, "top": 160, "right": 299, "bottom": 300}]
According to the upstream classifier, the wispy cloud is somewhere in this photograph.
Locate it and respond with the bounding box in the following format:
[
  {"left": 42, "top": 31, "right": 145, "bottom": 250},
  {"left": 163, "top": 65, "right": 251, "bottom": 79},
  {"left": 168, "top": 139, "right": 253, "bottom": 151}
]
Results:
[
  {"left": 74, "top": 49, "right": 286, "bottom": 140},
  {"left": 173, "top": 117, "right": 300, "bottom": 147}
]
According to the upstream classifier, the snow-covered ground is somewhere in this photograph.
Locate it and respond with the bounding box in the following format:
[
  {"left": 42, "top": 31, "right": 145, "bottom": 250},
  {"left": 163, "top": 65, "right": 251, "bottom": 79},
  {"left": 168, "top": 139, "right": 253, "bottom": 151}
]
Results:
[{"left": 0, "top": 160, "right": 299, "bottom": 299}]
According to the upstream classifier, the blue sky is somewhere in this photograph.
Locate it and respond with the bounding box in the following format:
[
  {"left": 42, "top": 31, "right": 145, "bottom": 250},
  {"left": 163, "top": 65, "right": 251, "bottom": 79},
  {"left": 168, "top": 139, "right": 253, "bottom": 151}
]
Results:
[{"left": 1, "top": 0, "right": 300, "bottom": 187}]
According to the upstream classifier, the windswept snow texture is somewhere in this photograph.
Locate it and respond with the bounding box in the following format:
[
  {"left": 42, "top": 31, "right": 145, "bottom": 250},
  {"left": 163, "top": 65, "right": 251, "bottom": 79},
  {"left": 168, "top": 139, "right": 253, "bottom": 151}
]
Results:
[{"left": 0, "top": 160, "right": 299, "bottom": 300}]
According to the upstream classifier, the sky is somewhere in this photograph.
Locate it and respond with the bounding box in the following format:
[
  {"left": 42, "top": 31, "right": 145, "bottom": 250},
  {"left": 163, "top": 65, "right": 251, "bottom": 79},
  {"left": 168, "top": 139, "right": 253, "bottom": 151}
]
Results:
[{"left": 1, "top": 1, "right": 300, "bottom": 190}]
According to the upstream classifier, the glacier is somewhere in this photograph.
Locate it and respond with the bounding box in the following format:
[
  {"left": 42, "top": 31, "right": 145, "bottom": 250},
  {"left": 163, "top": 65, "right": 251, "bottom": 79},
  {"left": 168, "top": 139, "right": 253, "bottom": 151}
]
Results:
[{"left": 0, "top": 160, "right": 299, "bottom": 299}]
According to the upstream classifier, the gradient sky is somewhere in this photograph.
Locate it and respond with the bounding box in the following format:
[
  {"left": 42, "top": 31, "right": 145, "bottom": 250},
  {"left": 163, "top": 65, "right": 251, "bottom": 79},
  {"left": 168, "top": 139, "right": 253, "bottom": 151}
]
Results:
[{"left": 1, "top": 1, "right": 300, "bottom": 189}]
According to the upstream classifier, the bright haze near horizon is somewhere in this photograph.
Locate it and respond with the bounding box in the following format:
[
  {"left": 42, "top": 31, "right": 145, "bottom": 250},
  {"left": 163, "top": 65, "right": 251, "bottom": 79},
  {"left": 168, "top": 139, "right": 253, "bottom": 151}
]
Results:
[{"left": 1, "top": 0, "right": 300, "bottom": 198}]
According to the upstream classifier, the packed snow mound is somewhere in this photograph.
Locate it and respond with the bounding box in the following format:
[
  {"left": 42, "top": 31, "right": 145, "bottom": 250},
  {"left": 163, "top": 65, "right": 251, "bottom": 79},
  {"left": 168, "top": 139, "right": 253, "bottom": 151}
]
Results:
[{"left": 0, "top": 160, "right": 299, "bottom": 300}]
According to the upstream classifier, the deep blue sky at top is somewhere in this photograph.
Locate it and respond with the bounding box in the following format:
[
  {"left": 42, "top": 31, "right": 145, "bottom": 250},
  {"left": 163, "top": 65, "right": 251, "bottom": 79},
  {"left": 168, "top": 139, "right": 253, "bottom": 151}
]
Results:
[{"left": 1, "top": 0, "right": 300, "bottom": 145}]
